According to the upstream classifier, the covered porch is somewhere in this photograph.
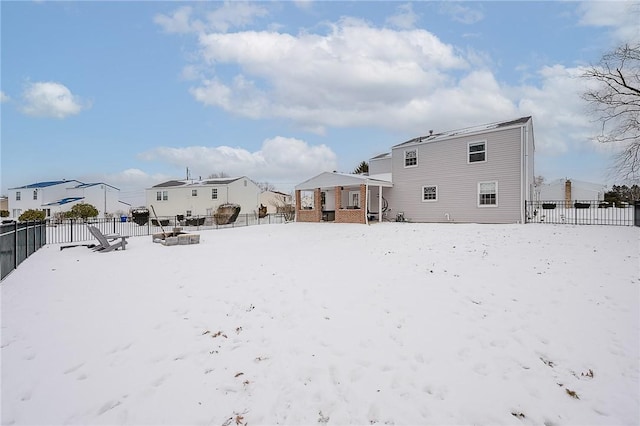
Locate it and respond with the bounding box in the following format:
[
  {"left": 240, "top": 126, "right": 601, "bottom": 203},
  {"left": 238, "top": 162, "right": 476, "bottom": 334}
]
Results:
[{"left": 295, "top": 172, "right": 393, "bottom": 224}]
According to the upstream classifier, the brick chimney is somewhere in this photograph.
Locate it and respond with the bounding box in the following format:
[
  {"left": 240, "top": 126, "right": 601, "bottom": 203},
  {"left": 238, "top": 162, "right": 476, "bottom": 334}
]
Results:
[{"left": 565, "top": 179, "right": 572, "bottom": 208}]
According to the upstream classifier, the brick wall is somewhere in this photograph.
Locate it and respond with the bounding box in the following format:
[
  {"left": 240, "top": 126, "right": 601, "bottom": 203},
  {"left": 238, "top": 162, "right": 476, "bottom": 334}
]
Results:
[
  {"left": 296, "top": 189, "right": 322, "bottom": 222},
  {"left": 335, "top": 184, "right": 366, "bottom": 224}
]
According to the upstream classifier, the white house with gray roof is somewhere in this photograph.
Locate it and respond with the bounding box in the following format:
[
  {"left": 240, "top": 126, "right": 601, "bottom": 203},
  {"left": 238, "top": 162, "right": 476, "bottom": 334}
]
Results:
[
  {"left": 295, "top": 116, "right": 535, "bottom": 224},
  {"left": 8, "top": 180, "right": 124, "bottom": 219},
  {"left": 145, "top": 177, "right": 260, "bottom": 218}
]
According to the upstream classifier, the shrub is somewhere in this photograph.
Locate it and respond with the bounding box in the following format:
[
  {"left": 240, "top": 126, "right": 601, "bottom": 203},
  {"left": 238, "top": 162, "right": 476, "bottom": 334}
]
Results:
[
  {"left": 19, "top": 209, "right": 46, "bottom": 221},
  {"left": 66, "top": 203, "right": 99, "bottom": 220},
  {"left": 0, "top": 210, "right": 9, "bottom": 217}
]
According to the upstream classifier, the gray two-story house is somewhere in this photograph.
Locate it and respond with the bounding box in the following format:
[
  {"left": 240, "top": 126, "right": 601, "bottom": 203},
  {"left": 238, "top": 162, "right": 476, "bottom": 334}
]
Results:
[{"left": 295, "top": 116, "right": 534, "bottom": 224}]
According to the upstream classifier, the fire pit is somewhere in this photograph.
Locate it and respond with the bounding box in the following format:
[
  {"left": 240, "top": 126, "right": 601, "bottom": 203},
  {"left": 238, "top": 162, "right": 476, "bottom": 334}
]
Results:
[{"left": 152, "top": 228, "right": 200, "bottom": 246}]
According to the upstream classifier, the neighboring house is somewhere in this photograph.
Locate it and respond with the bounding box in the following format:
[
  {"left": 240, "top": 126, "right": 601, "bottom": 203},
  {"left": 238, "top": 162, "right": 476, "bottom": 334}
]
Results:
[
  {"left": 259, "top": 190, "right": 293, "bottom": 214},
  {"left": 7, "top": 180, "right": 123, "bottom": 219},
  {"left": 0, "top": 196, "right": 8, "bottom": 212},
  {"left": 145, "top": 177, "right": 260, "bottom": 217},
  {"left": 295, "top": 116, "right": 535, "bottom": 224},
  {"left": 537, "top": 178, "right": 607, "bottom": 203}
]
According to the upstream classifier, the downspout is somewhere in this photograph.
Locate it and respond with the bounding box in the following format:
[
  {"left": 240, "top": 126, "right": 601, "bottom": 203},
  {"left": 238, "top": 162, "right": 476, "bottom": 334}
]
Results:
[{"left": 520, "top": 126, "right": 525, "bottom": 224}]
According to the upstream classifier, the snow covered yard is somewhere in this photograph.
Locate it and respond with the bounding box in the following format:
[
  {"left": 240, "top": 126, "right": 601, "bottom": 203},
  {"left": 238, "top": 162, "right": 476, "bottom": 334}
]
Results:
[{"left": 1, "top": 223, "right": 638, "bottom": 426}]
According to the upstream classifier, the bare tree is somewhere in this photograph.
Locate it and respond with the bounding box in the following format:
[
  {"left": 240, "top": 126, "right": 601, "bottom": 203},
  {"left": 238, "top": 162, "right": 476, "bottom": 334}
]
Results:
[
  {"left": 270, "top": 192, "right": 295, "bottom": 221},
  {"left": 257, "top": 181, "right": 276, "bottom": 192},
  {"left": 208, "top": 172, "right": 230, "bottom": 179},
  {"left": 582, "top": 44, "right": 640, "bottom": 180},
  {"left": 533, "top": 175, "right": 545, "bottom": 187}
]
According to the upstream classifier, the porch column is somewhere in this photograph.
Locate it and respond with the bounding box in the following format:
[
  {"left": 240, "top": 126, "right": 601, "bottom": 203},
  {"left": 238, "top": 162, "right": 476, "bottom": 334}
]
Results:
[
  {"left": 365, "top": 184, "right": 369, "bottom": 225},
  {"left": 313, "top": 188, "right": 322, "bottom": 222},
  {"left": 378, "top": 185, "right": 383, "bottom": 222}
]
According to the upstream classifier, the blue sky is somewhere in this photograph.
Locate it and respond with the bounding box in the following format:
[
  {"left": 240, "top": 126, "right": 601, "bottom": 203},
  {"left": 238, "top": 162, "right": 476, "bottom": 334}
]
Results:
[{"left": 2, "top": 1, "right": 639, "bottom": 206}]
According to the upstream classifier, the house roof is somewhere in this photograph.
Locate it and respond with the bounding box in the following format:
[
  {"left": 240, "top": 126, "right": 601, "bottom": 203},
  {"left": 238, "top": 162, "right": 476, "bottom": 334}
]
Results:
[
  {"left": 370, "top": 152, "right": 391, "bottom": 160},
  {"left": 151, "top": 177, "right": 243, "bottom": 188},
  {"left": 74, "top": 182, "right": 120, "bottom": 190},
  {"left": 393, "top": 116, "right": 532, "bottom": 148},
  {"left": 295, "top": 172, "right": 393, "bottom": 191},
  {"left": 43, "top": 197, "right": 85, "bottom": 206},
  {"left": 544, "top": 178, "right": 607, "bottom": 191},
  {"left": 9, "top": 180, "right": 83, "bottom": 190}
]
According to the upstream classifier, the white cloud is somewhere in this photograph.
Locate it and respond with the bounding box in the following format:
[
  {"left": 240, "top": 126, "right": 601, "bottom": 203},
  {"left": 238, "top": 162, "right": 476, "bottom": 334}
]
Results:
[
  {"left": 439, "top": 3, "right": 484, "bottom": 25},
  {"left": 138, "top": 137, "right": 337, "bottom": 187},
  {"left": 189, "top": 18, "right": 467, "bottom": 133},
  {"left": 0, "top": 91, "right": 10, "bottom": 103},
  {"left": 20, "top": 82, "right": 88, "bottom": 119},
  {"left": 386, "top": 3, "right": 419, "bottom": 30},
  {"left": 154, "top": 6, "right": 203, "bottom": 34},
  {"left": 513, "top": 65, "right": 602, "bottom": 155},
  {"left": 157, "top": 11, "right": 611, "bottom": 160},
  {"left": 205, "top": 1, "right": 268, "bottom": 33},
  {"left": 154, "top": 2, "right": 268, "bottom": 34},
  {"left": 577, "top": 1, "right": 640, "bottom": 43}
]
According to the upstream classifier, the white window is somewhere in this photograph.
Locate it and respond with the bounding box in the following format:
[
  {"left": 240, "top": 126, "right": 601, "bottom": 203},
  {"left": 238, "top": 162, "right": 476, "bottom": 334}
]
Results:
[
  {"left": 469, "top": 141, "right": 486, "bottom": 163},
  {"left": 16, "top": 191, "right": 21, "bottom": 201},
  {"left": 321, "top": 191, "right": 326, "bottom": 206},
  {"left": 162, "top": 191, "right": 168, "bottom": 201},
  {"left": 186, "top": 210, "right": 192, "bottom": 217},
  {"left": 478, "top": 181, "right": 498, "bottom": 206},
  {"left": 349, "top": 191, "right": 360, "bottom": 208},
  {"left": 192, "top": 189, "right": 198, "bottom": 197},
  {"left": 212, "top": 188, "right": 218, "bottom": 199},
  {"left": 156, "top": 191, "right": 162, "bottom": 201},
  {"left": 33, "top": 190, "right": 38, "bottom": 200},
  {"left": 422, "top": 185, "right": 438, "bottom": 202},
  {"left": 404, "top": 149, "right": 417, "bottom": 167}
]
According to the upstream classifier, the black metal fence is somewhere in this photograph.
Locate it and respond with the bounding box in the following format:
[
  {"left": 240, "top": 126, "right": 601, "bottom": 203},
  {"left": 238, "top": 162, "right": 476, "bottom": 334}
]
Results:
[
  {"left": 1, "top": 220, "right": 47, "bottom": 281},
  {"left": 526, "top": 200, "right": 635, "bottom": 226},
  {"left": 45, "top": 213, "right": 287, "bottom": 244}
]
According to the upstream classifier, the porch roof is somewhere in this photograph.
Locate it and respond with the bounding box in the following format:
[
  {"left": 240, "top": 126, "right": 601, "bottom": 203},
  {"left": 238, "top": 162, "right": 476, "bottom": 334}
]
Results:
[{"left": 295, "top": 172, "right": 393, "bottom": 191}]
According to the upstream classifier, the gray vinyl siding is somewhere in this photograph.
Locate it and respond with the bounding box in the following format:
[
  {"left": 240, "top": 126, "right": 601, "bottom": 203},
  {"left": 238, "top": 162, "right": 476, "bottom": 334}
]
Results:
[
  {"left": 370, "top": 156, "right": 392, "bottom": 174},
  {"left": 389, "top": 126, "right": 524, "bottom": 223}
]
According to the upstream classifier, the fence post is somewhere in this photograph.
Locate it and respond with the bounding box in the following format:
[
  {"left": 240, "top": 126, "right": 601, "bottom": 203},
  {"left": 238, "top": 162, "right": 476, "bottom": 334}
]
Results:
[
  {"left": 14, "top": 221, "right": 18, "bottom": 270},
  {"left": 113, "top": 217, "right": 116, "bottom": 234}
]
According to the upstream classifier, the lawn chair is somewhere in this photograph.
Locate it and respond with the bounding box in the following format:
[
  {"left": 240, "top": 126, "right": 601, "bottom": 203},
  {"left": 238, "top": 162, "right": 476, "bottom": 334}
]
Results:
[{"left": 87, "top": 226, "right": 129, "bottom": 252}]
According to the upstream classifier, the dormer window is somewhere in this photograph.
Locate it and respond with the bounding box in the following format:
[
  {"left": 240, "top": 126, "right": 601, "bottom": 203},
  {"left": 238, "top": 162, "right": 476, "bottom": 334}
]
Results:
[{"left": 404, "top": 149, "right": 417, "bottom": 167}]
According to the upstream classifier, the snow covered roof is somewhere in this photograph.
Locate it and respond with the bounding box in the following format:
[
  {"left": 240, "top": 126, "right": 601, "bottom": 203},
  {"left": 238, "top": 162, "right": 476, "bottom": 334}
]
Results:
[
  {"left": 152, "top": 178, "right": 243, "bottom": 188},
  {"left": 370, "top": 152, "right": 391, "bottom": 160},
  {"left": 295, "top": 171, "right": 393, "bottom": 191},
  {"left": 544, "top": 178, "right": 607, "bottom": 190},
  {"left": 9, "top": 180, "right": 83, "bottom": 190},
  {"left": 74, "top": 182, "right": 120, "bottom": 190},
  {"left": 42, "top": 197, "right": 85, "bottom": 206},
  {"left": 393, "top": 116, "right": 532, "bottom": 148}
]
